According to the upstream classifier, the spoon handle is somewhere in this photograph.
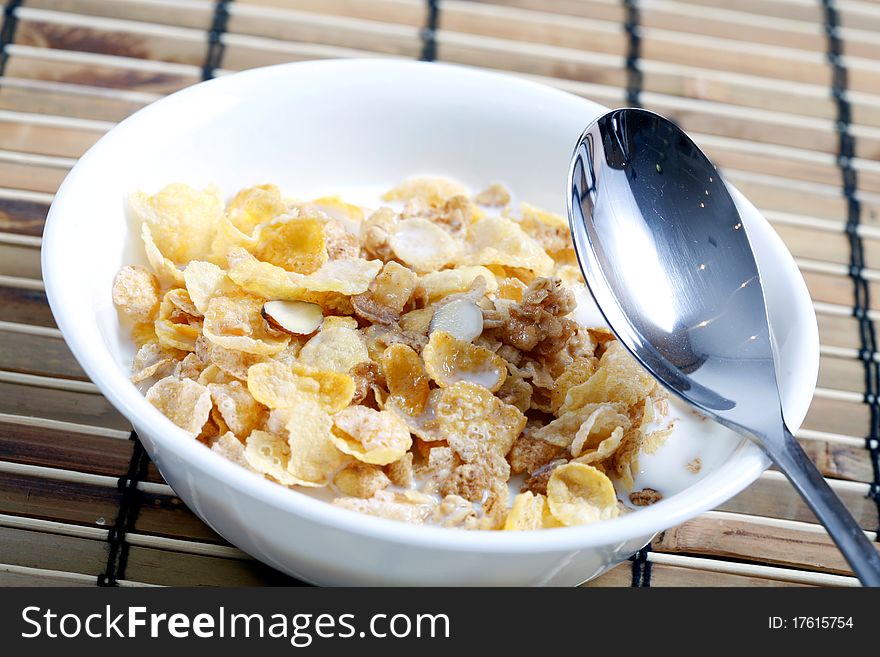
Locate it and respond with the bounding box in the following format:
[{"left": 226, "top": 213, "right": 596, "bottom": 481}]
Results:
[{"left": 770, "top": 424, "right": 880, "bottom": 586}]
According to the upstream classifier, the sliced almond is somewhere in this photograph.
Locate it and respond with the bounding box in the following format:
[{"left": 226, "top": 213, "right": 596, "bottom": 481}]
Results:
[
  {"left": 429, "top": 298, "right": 484, "bottom": 342},
  {"left": 262, "top": 300, "right": 324, "bottom": 336}
]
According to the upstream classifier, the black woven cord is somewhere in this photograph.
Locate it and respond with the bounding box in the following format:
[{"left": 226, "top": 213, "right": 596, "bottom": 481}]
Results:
[
  {"left": 202, "top": 0, "right": 232, "bottom": 81},
  {"left": 822, "top": 0, "right": 880, "bottom": 532},
  {"left": 0, "top": 0, "right": 22, "bottom": 78},
  {"left": 629, "top": 546, "right": 651, "bottom": 587},
  {"left": 98, "top": 431, "right": 150, "bottom": 586},
  {"left": 419, "top": 0, "right": 439, "bottom": 62},
  {"left": 623, "top": 0, "right": 641, "bottom": 107}
]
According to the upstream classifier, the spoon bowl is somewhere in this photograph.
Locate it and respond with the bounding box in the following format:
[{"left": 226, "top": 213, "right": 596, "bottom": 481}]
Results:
[{"left": 569, "top": 108, "right": 880, "bottom": 586}]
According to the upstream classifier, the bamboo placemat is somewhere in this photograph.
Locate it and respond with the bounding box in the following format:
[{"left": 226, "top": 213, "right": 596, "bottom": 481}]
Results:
[{"left": 0, "top": 0, "right": 878, "bottom": 588}]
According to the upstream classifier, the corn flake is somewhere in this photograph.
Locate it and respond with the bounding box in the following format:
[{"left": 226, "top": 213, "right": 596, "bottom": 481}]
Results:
[
  {"left": 145, "top": 375, "right": 212, "bottom": 436},
  {"left": 546, "top": 462, "right": 620, "bottom": 526},
  {"left": 467, "top": 215, "right": 553, "bottom": 275},
  {"left": 227, "top": 184, "right": 286, "bottom": 235},
  {"left": 203, "top": 294, "right": 290, "bottom": 355},
  {"left": 299, "top": 323, "right": 370, "bottom": 374},
  {"left": 331, "top": 406, "right": 412, "bottom": 465},
  {"left": 112, "top": 265, "right": 161, "bottom": 323},
  {"left": 422, "top": 331, "right": 507, "bottom": 392},
  {"left": 380, "top": 343, "right": 430, "bottom": 415},
  {"left": 131, "top": 183, "right": 222, "bottom": 266},
  {"left": 252, "top": 215, "right": 327, "bottom": 274},
  {"left": 436, "top": 381, "right": 526, "bottom": 461},
  {"left": 390, "top": 218, "right": 462, "bottom": 273}
]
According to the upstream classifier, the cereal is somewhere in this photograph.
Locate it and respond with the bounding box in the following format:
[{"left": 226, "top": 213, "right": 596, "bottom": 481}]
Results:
[
  {"left": 417, "top": 266, "right": 498, "bottom": 303},
  {"left": 252, "top": 215, "right": 328, "bottom": 274},
  {"left": 330, "top": 406, "right": 412, "bottom": 465},
  {"left": 422, "top": 331, "right": 508, "bottom": 392},
  {"left": 131, "top": 342, "right": 182, "bottom": 383},
  {"left": 467, "top": 215, "right": 553, "bottom": 275},
  {"left": 130, "top": 183, "right": 222, "bottom": 267},
  {"left": 247, "top": 360, "right": 353, "bottom": 413},
  {"left": 333, "top": 490, "right": 435, "bottom": 525},
  {"left": 560, "top": 341, "right": 657, "bottom": 414},
  {"left": 145, "top": 375, "right": 212, "bottom": 436},
  {"left": 334, "top": 462, "right": 391, "bottom": 498},
  {"left": 546, "top": 462, "right": 619, "bottom": 526},
  {"left": 380, "top": 343, "right": 431, "bottom": 415},
  {"left": 436, "top": 381, "right": 526, "bottom": 460},
  {"left": 503, "top": 492, "right": 548, "bottom": 531},
  {"left": 203, "top": 293, "right": 290, "bottom": 356},
  {"left": 629, "top": 488, "right": 663, "bottom": 506},
  {"left": 474, "top": 182, "right": 511, "bottom": 207},
  {"left": 390, "top": 218, "right": 462, "bottom": 273},
  {"left": 208, "top": 380, "right": 266, "bottom": 436},
  {"left": 112, "top": 265, "right": 161, "bottom": 323},
  {"left": 226, "top": 184, "right": 286, "bottom": 235},
  {"left": 184, "top": 260, "right": 235, "bottom": 314},
  {"left": 119, "top": 178, "right": 674, "bottom": 532},
  {"left": 210, "top": 432, "right": 252, "bottom": 470},
  {"left": 385, "top": 452, "right": 415, "bottom": 488},
  {"left": 227, "top": 248, "right": 382, "bottom": 300},
  {"left": 382, "top": 177, "right": 468, "bottom": 207},
  {"left": 299, "top": 322, "right": 370, "bottom": 374}
]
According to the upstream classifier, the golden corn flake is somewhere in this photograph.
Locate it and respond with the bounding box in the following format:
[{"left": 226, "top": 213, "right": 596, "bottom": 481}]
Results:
[
  {"left": 467, "top": 215, "right": 553, "bottom": 275},
  {"left": 368, "top": 261, "right": 418, "bottom": 313},
  {"left": 227, "top": 248, "right": 381, "bottom": 300},
  {"left": 252, "top": 216, "right": 327, "bottom": 274},
  {"left": 417, "top": 266, "right": 498, "bottom": 303},
  {"left": 546, "top": 462, "right": 619, "bottom": 526},
  {"left": 285, "top": 401, "right": 348, "bottom": 486},
  {"left": 184, "top": 260, "right": 236, "bottom": 314},
  {"left": 226, "top": 184, "right": 286, "bottom": 235},
  {"left": 503, "top": 491, "right": 549, "bottom": 531},
  {"left": 333, "top": 490, "right": 435, "bottom": 525},
  {"left": 298, "top": 323, "right": 370, "bottom": 374},
  {"left": 474, "top": 182, "right": 511, "bottom": 207},
  {"left": 422, "top": 331, "right": 507, "bottom": 392},
  {"left": 382, "top": 177, "right": 468, "bottom": 207},
  {"left": 112, "top": 265, "right": 161, "bottom": 323},
  {"left": 330, "top": 406, "right": 412, "bottom": 465},
  {"left": 333, "top": 462, "right": 391, "bottom": 498},
  {"left": 142, "top": 223, "right": 185, "bottom": 287},
  {"left": 291, "top": 363, "right": 355, "bottom": 413},
  {"left": 436, "top": 381, "right": 526, "bottom": 460},
  {"left": 389, "top": 218, "right": 462, "bottom": 273},
  {"left": 131, "top": 342, "right": 182, "bottom": 383},
  {"left": 569, "top": 404, "right": 631, "bottom": 459},
  {"left": 384, "top": 388, "right": 444, "bottom": 442},
  {"left": 203, "top": 294, "right": 290, "bottom": 355},
  {"left": 210, "top": 432, "right": 252, "bottom": 470},
  {"left": 208, "top": 380, "right": 265, "bottom": 436},
  {"left": 244, "top": 429, "right": 302, "bottom": 487},
  {"left": 165, "top": 287, "right": 201, "bottom": 317},
  {"left": 131, "top": 183, "right": 222, "bottom": 266},
  {"left": 154, "top": 295, "right": 201, "bottom": 352},
  {"left": 560, "top": 341, "right": 656, "bottom": 414},
  {"left": 380, "top": 343, "right": 430, "bottom": 415},
  {"left": 145, "top": 375, "right": 212, "bottom": 436},
  {"left": 247, "top": 360, "right": 353, "bottom": 413},
  {"left": 550, "top": 356, "right": 597, "bottom": 414}
]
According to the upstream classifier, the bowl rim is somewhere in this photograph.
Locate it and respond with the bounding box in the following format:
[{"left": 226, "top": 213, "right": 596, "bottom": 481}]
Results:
[{"left": 42, "top": 58, "right": 811, "bottom": 555}]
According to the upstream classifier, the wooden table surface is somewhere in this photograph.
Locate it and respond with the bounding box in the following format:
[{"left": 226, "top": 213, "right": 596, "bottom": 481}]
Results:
[{"left": 0, "top": 0, "right": 879, "bottom": 587}]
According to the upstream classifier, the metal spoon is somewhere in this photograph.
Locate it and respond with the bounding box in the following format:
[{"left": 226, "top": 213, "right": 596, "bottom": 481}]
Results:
[{"left": 568, "top": 107, "right": 880, "bottom": 586}]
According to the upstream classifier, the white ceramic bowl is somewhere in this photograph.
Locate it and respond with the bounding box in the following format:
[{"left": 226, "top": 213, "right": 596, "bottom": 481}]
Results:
[{"left": 42, "top": 60, "right": 819, "bottom": 586}]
